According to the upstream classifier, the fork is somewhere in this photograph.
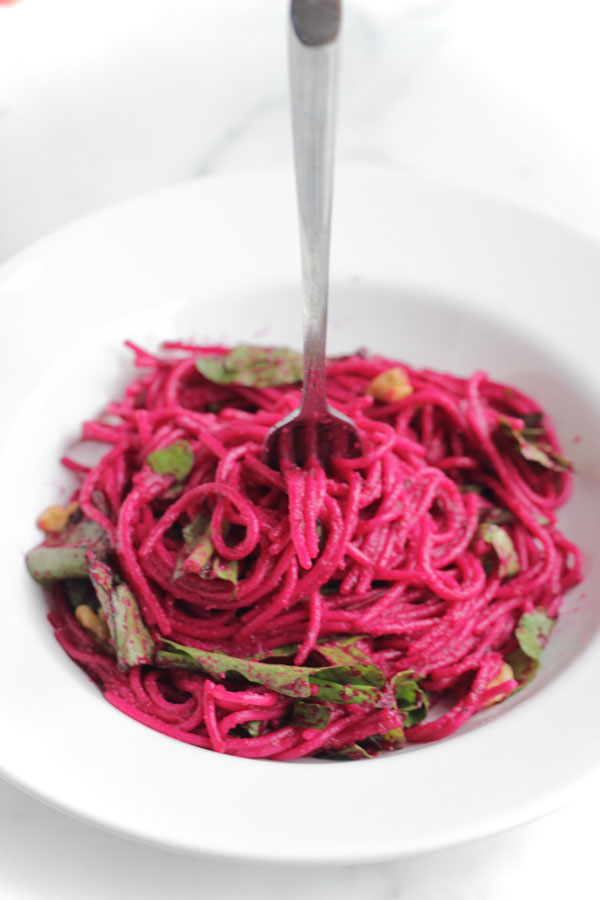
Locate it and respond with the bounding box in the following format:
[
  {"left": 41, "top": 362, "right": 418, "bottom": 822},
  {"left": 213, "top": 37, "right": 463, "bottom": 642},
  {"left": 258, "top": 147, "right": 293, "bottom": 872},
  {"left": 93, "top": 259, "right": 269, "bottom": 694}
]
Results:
[{"left": 262, "top": 0, "right": 361, "bottom": 472}]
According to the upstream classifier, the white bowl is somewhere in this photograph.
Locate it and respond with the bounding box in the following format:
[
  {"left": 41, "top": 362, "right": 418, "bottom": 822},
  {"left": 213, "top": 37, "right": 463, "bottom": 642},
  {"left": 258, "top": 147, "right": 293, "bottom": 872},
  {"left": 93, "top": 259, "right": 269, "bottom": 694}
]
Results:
[{"left": 1, "top": 168, "right": 600, "bottom": 864}]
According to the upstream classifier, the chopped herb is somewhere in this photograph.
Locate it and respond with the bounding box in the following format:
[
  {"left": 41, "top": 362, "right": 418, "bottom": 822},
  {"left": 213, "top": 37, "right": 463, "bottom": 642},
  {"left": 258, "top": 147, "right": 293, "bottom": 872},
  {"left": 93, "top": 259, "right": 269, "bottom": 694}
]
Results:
[
  {"left": 500, "top": 418, "right": 571, "bottom": 472},
  {"left": 242, "top": 720, "right": 262, "bottom": 738},
  {"left": 520, "top": 412, "right": 544, "bottom": 436},
  {"left": 292, "top": 700, "right": 331, "bottom": 730},
  {"left": 182, "top": 514, "right": 210, "bottom": 546},
  {"left": 391, "top": 671, "right": 429, "bottom": 726},
  {"left": 479, "top": 522, "right": 520, "bottom": 577},
  {"left": 459, "top": 484, "right": 484, "bottom": 495},
  {"left": 175, "top": 514, "right": 238, "bottom": 592},
  {"left": 147, "top": 439, "right": 194, "bottom": 481},
  {"left": 260, "top": 643, "right": 299, "bottom": 660},
  {"left": 195, "top": 344, "right": 303, "bottom": 388},
  {"left": 89, "top": 558, "right": 154, "bottom": 669},
  {"left": 484, "top": 508, "right": 513, "bottom": 525},
  {"left": 309, "top": 664, "right": 385, "bottom": 705},
  {"left": 181, "top": 515, "right": 215, "bottom": 576},
  {"left": 211, "top": 555, "right": 238, "bottom": 587},
  {"left": 25, "top": 518, "right": 109, "bottom": 583},
  {"left": 515, "top": 607, "right": 554, "bottom": 662},
  {"left": 370, "top": 726, "right": 406, "bottom": 752},
  {"left": 321, "top": 743, "right": 373, "bottom": 761},
  {"left": 313, "top": 636, "right": 373, "bottom": 668},
  {"left": 506, "top": 648, "right": 539, "bottom": 689},
  {"left": 157, "top": 639, "right": 386, "bottom": 706}
]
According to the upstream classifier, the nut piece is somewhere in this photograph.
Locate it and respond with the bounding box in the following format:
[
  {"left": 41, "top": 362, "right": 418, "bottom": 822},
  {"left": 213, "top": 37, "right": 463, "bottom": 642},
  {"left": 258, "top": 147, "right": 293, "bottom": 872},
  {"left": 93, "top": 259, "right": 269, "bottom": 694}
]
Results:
[
  {"left": 75, "top": 604, "right": 110, "bottom": 643},
  {"left": 485, "top": 662, "right": 514, "bottom": 707},
  {"left": 37, "top": 501, "right": 79, "bottom": 533},
  {"left": 367, "top": 367, "right": 413, "bottom": 403}
]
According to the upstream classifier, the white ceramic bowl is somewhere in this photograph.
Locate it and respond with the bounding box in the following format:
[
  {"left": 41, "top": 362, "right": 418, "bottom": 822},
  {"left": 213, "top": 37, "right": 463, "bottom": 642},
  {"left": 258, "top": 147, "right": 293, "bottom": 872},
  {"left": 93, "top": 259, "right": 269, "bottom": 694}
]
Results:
[{"left": 1, "top": 169, "right": 600, "bottom": 863}]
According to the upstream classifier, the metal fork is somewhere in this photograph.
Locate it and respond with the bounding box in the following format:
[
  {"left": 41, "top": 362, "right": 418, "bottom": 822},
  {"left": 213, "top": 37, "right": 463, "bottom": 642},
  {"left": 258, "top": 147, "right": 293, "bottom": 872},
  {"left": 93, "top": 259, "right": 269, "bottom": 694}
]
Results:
[{"left": 262, "top": 0, "right": 361, "bottom": 472}]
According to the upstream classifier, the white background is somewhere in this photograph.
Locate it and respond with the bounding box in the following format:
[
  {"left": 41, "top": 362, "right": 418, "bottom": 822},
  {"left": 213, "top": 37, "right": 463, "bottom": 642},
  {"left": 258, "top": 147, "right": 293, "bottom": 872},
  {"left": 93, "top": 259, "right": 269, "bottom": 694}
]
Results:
[{"left": 2, "top": 0, "right": 600, "bottom": 897}]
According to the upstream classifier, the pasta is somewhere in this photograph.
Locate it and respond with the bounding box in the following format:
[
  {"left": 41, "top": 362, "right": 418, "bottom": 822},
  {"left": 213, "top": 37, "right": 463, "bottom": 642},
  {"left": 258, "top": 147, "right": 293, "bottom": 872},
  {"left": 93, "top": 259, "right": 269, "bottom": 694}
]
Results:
[{"left": 26, "top": 343, "right": 582, "bottom": 760}]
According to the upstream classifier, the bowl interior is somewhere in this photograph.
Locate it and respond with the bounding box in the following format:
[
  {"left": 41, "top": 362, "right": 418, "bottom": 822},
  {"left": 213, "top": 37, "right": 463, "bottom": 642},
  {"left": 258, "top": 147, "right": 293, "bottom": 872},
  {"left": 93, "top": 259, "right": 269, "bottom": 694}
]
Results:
[
  {"left": 3, "top": 168, "right": 600, "bottom": 863},
  {"left": 10, "top": 281, "right": 600, "bottom": 748}
]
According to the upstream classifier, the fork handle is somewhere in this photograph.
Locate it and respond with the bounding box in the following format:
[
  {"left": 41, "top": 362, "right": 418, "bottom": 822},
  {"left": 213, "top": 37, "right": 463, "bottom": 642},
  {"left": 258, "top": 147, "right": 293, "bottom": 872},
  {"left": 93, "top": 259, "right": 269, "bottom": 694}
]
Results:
[{"left": 289, "top": 0, "right": 341, "bottom": 417}]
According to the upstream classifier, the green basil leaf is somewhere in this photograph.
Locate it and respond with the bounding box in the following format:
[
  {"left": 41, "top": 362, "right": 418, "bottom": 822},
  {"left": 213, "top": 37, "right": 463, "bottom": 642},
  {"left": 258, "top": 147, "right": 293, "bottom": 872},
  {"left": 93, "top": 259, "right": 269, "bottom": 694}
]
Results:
[
  {"left": 175, "top": 548, "right": 238, "bottom": 591},
  {"left": 254, "top": 635, "right": 365, "bottom": 663},
  {"left": 245, "top": 643, "right": 298, "bottom": 661},
  {"left": 182, "top": 538, "right": 215, "bottom": 576},
  {"left": 292, "top": 701, "right": 331, "bottom": 730},
  {"left": 261, "top": 643, "right": 299, "bottom": 659},
  {"left": 515, "top": 607, "right": 554, "bottom": 662},
  {"left": 260, "top": 635, "right": 365, "bottom": 663},
  {"left": 391, "top": 670, "right": 429, "bottom": 726},
  {"left": 520, "top": 412, "right": 544, "bottom": 436},
  {"left": 158, "top": 642, "right": 316, "bottom": 697},
  {"left": 172, "top": 552, "right": 186, "bottom": 581},
  {"left": 157, "top": 640, "right": 385, "bottom": 705},
  {"left": 178, "top": 514, "right": 237, "bottom": 591},
  {"left": 479, "top": 522, "right": 520, "bottom": 577},
  {"left": 313, "top": 636, "right": 373, "bottom": 668},
  {"left": 162, "top": 484, "right": 184, "bottom": 500},
  {"left": 370, "top": 726, "right": 406, "bottom": 751},
  {"left": 518, "top": 440, "right": 571, "bottom": 471},
  {"left": 182, "top": 514, "right": 211, "bottom": 546},
  {"left": 211, "top": 555, "right": 238, "bottom": 587},
  {"left": 88, "top": 558, "right": 116, "bottom": 643},
  {"left": 193, "top": 356, "right": 230, "bottom": 384},
  {"left": 321, "top": 743, "right": 373, "bottom": 760},
  {"left": 308, "top": 665, "right": 385, "bottom": 705},
  {"left": 241, "top": 720, "right": 262, "bottom": 737},
  {"left": 195, "top": 344, "right": 303, "bottom": 388},
  {"left": 26, "top": 518, "right": 109, "bottom": 583},
  {"left": 506, "top": 648, "right": 540, "bottom": 688},
  {"left": 147, "top": 439, "right": 194, "bottom": 481},
  {"left": 89, "top": 559, "right": 154, "bottom": 669},
  {"left": 484, "top": 507, "right": 513, "bottom": 525},
  {"left": 500, "top": 419, "right": 571, "bottom": 472},
  {"left": 310, "top": 663, "right": 385, "bottom": 689},
  {"left": 112, "top": 583, "right": 155, "bottom": 668}
]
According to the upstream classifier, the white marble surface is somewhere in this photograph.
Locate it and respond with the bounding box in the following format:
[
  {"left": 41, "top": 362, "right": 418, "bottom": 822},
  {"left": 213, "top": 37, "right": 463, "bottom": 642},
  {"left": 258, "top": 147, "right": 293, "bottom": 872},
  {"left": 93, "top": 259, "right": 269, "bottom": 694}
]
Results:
[
  {"left": 3, "top": 0, "right": 600, "bottom": 259},
  {"left": 2, "top": 0, "right": 600, "bottom": 897},
  {"left": 2, "top": 771, "right": 600, "bottom": 900}
]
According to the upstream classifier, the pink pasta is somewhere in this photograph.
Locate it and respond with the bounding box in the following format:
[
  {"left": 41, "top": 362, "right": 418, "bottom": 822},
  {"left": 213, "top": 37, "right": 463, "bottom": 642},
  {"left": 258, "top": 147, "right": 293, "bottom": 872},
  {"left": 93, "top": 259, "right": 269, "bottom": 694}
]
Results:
[{"left": 30, "top": 343, "right": 582, "bottom": 760}]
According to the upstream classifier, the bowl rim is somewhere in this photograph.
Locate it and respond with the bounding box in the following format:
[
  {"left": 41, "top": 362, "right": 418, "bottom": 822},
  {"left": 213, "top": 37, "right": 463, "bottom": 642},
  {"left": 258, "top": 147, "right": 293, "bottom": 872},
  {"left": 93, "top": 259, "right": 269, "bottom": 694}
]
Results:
[{"left": 1, "top": 167, "right": 600, "bottom": 864}]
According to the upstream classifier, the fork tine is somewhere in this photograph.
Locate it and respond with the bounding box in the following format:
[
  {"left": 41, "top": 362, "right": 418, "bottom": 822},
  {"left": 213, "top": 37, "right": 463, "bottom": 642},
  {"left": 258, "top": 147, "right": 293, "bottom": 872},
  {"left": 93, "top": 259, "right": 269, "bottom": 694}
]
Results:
[{"left": 278, "top": 424, "right": 295, "bottom": 472}]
